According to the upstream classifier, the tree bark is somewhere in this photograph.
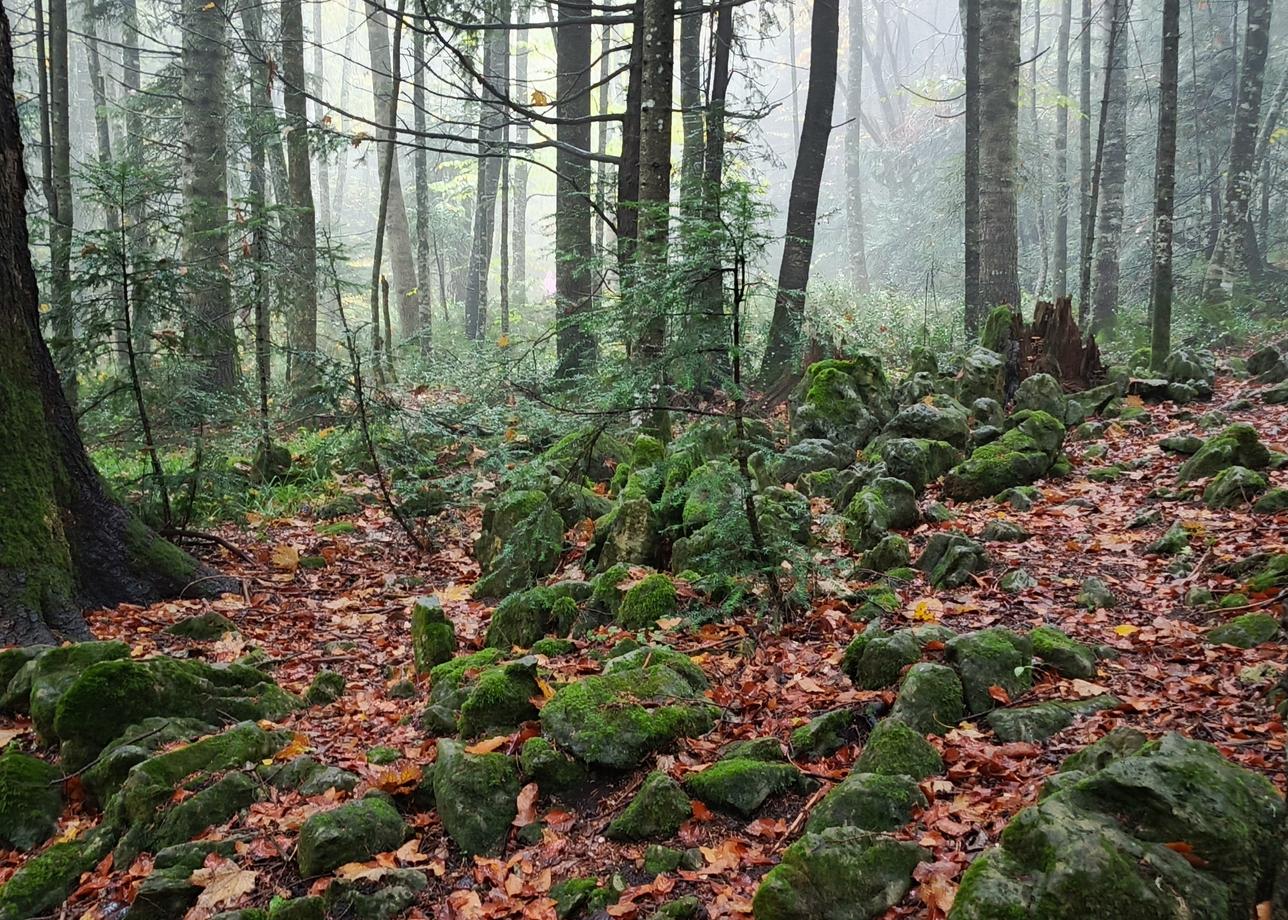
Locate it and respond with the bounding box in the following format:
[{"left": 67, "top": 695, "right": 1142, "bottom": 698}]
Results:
[
  {"left": 555, "top": 0, "right": 597, "bottom": 376},
  {"left": 283, "top": 0, "right": 319, "bottom": 394},
  {"left": 512, "top": 6, "right": 530, "bottom": 312},
  {"left": 1090, "top": 0, "right": 1128, "bottom": 332},
  {"left": 615, "top": 0, "right": 644, "bottom": 276},
  {"left": 1077, "top": 0, "right": 1092, "bottom": 317},
  {"left": 1203, "top": 0, "right": 1272, "bottom": 298},
  {"left": 0, "top": 7, "right": 224, "bottom": 645},
  {"left": 1052, "top": 0, "right": 1071, "bottom": 296},
  {"left": 181, "top": 0, "right": 236, "bottom": 392},
  {"left": 48, "top": 0, "right": 75, "bottom": 403},
  {"left": 313, "top": 0, "right": 332, "bottom": 237},
  {"left": 413, "top": 12, "right": 433, "bottom": 352},
  {"left": 365, "top": 2, "right": 421, "bottom": 342},
  {"left": 962, "top": 0, "right": 981, "bottom": 335},
  {"left": 977, "top": 0, "right": 1021, "bottom": 314},
  {"left": 845, "top": 0, "right": 870, "bottom": 293},
  {"left": 758, "top": 0, "right": 840, "bottom": 385},
  {"left": 1149, "top": 0, "right": 1180, "bottom": 370},
  {"left": 678, "top": 0, "right": 704, "bottom": 215},
  {"left": 1077, "top": 0, "right": 1122, "bottom": 320}
]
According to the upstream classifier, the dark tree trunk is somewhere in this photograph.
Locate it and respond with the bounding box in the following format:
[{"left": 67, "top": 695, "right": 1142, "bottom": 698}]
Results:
[
  {"left": 0, "top": 7, "right": 224, "bottom": 645},
  {"left": 1077, "top": 0, "right": 1123, "bottom": 320},
  {"left": 1090, "top": 0, "right": 1128, "bottom": 332},
  {"left": 282, "top": 0, "right": 319, "bottom": 393},
  {"left": 48, "top": 0, "right": 75, "bottom": 402},
  {"left": 845, "top": 0, "right": 870, "bottom": 293},
  {"left": 512, "top": 6, "right": 530, "bottom": 312},
  {"left": 758, "top": 0, "right": 840, "bottom": 385},
  {"left": 615, "top": 0, "right": 644, "bottom": 275},
  {"left": 977, "top": 0, "right": 1021, "bottom": 314},
  {"left": 962, "top": 0, "right": 981, "bottom": 335},
  {"left": 1053, "top": 0, "right": 1071, "bottom": 296},
  {"left": 1149, "top": 0, "right": 1180, "bottom": 370},
  {"left": 555, "top": 0, "right": 597, "bottom": 377},
  {"left": 181, "top": 0, "right": 236, "bottom": 392},
  {"left": 1203, "top": 0, "right": 1272, "bottom": 297},
  {"left": 1077, "top": 0, "right": 1092, "bottom": 318},
  {"left": 678, "top": 0, "right": 703, "bottom": 215}
]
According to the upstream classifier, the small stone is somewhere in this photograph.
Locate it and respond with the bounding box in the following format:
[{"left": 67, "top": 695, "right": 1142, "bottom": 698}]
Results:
[
  {"left": 790, "top": 709, "right": 853, "bottom": 759},
  {"left": 998, "top": 568, "right": 1037, "bottom": 593},
  {"left": 889, "top": 663, "right": 964, "bottom": 736},
  {"left": 165, "top": 612, "right": 238, "bottom": 641},
  {"left": 806, "top": 772, "right": 926, "bottom": 834},
  {"left": 296, "top": 797, "right": 406, "bottom": 877},
  {"left": 852, "top": 720, "right": 942, "bottom": 780},
  {"left": 1030, "top": 626, "right": 1097, "bottom": 679},
  {"left": 980, "top": 520, "right": 1029, "bottom": 543},
  {"left": 684, "top": 757, "right": 808, "bottom": 816},
  {"left": 1075, "top": 577, "right": 1116, "bottom": 610},
  {"left": 606, "top": 772, "right": 692, "bottom": 840},
  {"left": 305, "top": 670, "right": 345, "bottom": 705},
  {"left": 1205, "top": 613, "right": 1279, "bottom": 649},
  {"left": 411, "top": 597, "right": 455, "bottom": 673},
  {"left": 1203, "top": 466, "right": 1269, "bottom": 509}
]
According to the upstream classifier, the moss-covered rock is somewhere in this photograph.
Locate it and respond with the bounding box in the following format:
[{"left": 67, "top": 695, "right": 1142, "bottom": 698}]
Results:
[
  {"left": 1014, "top": 373, "right": 1067, "bottom": 421},
  {"left": 606, "top": 771, "right": 693, "bottom": 840},
  {"left": 326, "top": 868, "right": 427, "bottom": 920},
  {"left": 618, "top": 574, "right": 679, "bottom": 630},
  {"left": 956, "top": 347, "right": 1006, "bottom": 405},
  {"left": 998, "top": 568, "right": 1037, "bottom": 593},
  {"left": 473, "top": 489, "right": 565, "bottom": 597},
  {"left": 889, "top": 663, "right": 965, "bottom": 736},
  {"left": 879, "top": 438, "right": 960, "bottom": 492},
  {"left": 258, "top": 756, "right": 360, "bottom": 797},
  {"left": 486, "top": 586, "right": 576, "bottom": 650},
  {"left": 792, "top": 355, "right": 894, "bottom": 446},
  {"left": 916, "top": 532, "right": 989, "bottom": 588},
  {"left": 685, "top": 758, "right": 808, "bottom": 816},
  {"left": 0, "top": 828, "right": 114, "bottom": 920},
  {"left": 540, "top": 665, "right": 716, "bottom": 768},
  {"left": 1030, "top": 626, "right": 1097, "bottom": 679},
  {"left": 1204, "top": 613, "right": 1279, "bottom": 648},
  {"left": 994, "top": 485, "right": 1039, "bottom": 511},
  {"left": 844, "top": 478, "right": 918, "bottom": 551},
  {"left": 82, "top": 717, "right": 215, "bottom": 805},
  {"left": 1203, "top": 465, "right": 1269, "bottom": 509},
  {"left": 1058, "top": 727, "right": 1149, "bottom": 775},
  {"left": 116, "top": 771, "right": 261, "bottom": 865},
  {"left": 806, "top": 772, "right": 926, "bottom": 834},
  {"left": 603, "top": 645, "right": 708, "bottom": 691},
  {"left": 0, "top": 646, "right": 49, "bottom": 703},
  {"left": 431, "top": 738, "right": 520, "bottom": 855},
  {"left": 986, "top": 695, "right": 1119, "bottom": 743},
  {"left": 51, "top": 656, "right": 299, "bottom": 767},
  {"left": 519, "top": 737, "right": 588, "bottom": 795},
  {"left": 166, "top": 611, "right": 238, "bottom": 640},
  {"left": 751, "top": 827, "right": 928, "bottom": 920},
  {"left": 456, "top": 658, "right": 540, "bottom": 738},
  {"left": 1253, "top": 487, "right": 1288, "bottom": 513},
  {"left": 1146, "top": 520, "right": 1191, "bottom": 556},
  {"left": 791, "top": 709, "right": 853, "bottom": 759},
  {"left": 942, "top": 410, "right": 1066, "bottom": 500},
  {"left": 852, "top": 720, "right": 942, "bottom": 780},
  {"left": 947, "top": 628, "right": 1033, "bottom": 714},
  {"left": 842, "top": 628, "right": 920, "bottom": 690},
  {"left": 861, "top": 534, "right": 911, "bottom": 573},
  {"left": 0, "top": 749, "right": 62, "bottom": 851},
  {"left": 1176, "top": 423, "right": 1271, "bottom": 484},
  {"left": 0, "top": 640, "right": 129, "bottom": 725},
  {"left": 882, "top": 395, "right": 971, "bottom": 449},
  {"left": 1245, "top": 553, "right": 1288, "bottom": 592},
  {"left": 752, "top": 439, "right": 853, "bottom": 487},
  {"left": 595, "top": 497, "right": 662, "bottom": 570},
  {"left": 305, "top": 670, "right": 345, "bottom": 705},
  {"left": 410, "top": 596, "right": 455, "bottom": 673},
  {"left": 297, "top": 795, "right": 407, "bottom": 877},
  {"left": 979, "top": 520, "right": 1029, "bottom": 543},
  {"left": 1075, "top": 577, "right": 1116, "bottom": 610}
]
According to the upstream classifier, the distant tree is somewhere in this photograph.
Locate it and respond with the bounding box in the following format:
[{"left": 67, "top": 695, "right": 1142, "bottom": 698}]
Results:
[
  {"left": 758, "top": 0, "right": 840, "bottom": 385},
  {"left": 976, "top": 0, "right": 1021, "bottom": 315},
  {"left": 962, "top": 0, "right": 981, "bottom": 334},
  {"left": 845, "top": 0, "right": 870, "bottom": 293},
  {"left": 1090, "top": 0, "right": 1129, "bottom": 332},
  {"left": 1149, "top": 0, "right": 1180, "bottom": 370},
  {"left": 48, "top": 0, "right": 74, "bottom": 400},
  {"left": 0, "top": 8, "right": 222, "bottom": 645},
  {"left": 282, "top": 0, "right": 319, "bottom": 394},
  {"left": 1052, "top": 0, "right": 1071, "bottom": 297}
]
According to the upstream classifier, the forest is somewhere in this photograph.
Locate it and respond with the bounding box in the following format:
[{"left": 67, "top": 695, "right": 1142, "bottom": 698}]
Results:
[{"left": 0, "top": 0, "right": 1287, "bottom": 913}]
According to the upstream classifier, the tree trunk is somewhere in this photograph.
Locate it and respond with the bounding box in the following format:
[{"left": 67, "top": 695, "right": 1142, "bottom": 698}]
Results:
[
  {"left": 845, "top": 0, "right": 870, "bottom": 293},
  {"left": 120, "top": 0, "right": 151, "bottom": 353},
  {"left": 413, "top": 12, "right": 433, "bottom": 352},
  {"left": 332, "top": 0, "right": 359, "bottom": 221},
  {"left": 283, "top": 0, "right": 319, "bottom": 394},
  {"left": 1254, "top": 68, "right": 1288, "bottom": 248},
  {"left": 615, "top": 0, "right": 644, "bottom": 276},
  {"left": 181, "top": 0, "right": 236, "bottom": 392},
  {"left": 962, "top": 0, "right": 981, "bottom": 335},
  {"left": 1203, "top": 0, "right": 1272, "bottom": 298},
  {"left": 1077, "top": 0, "right": 1092, "bottom": 318},
  {"left": 1090, "top": 0, "right": 1128, "bottom": 332},
  {"left": 977, "top": 0, "right": 1021, "bottom": 314},
  {"left": 1028, "top": 0, "right": 1048, "bottom": 299},
  {"left": 1052, "top": 0, "right": 1071, "bottom": 296},
  {"left": 512, "top": 5, "right": 530, "bottom": 312},
  {"left": 313, "top": 0, "right": 332, "bottom": 237},
  {"left": 0, "top": 9, "right": 223, "bottom": 645},
  {"left": 48, "top": 0, "right": 75, "bottom": 403},
  {"left": 365, "top": 5, "right": 421, "bottom": 342},
  {"left": 555, "top": 0, "right": 597, "bottom": 376},
  {"left": 463, "top": 0, "right": 509, "bottom": 341},
  {"left": 1149, "top": 0, "right": 1180, "bottom": 370},
  {"left": 678, "top": 0, "right": 703, "bottom": 215},
  {"left": 758, "top": 0, "right": 839, "bottom": 385},
  {"left": 1077, "top": 0, "right": 1122, "bottom": 320}
]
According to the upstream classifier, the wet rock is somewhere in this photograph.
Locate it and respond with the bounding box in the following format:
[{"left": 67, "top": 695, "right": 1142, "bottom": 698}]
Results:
[
  {"left": 943, "top": 410, "right": 1066, "bottom": 500},
  {"left": 979, "top": 520, "right": 1028, "bottom": 543},
  {"left": 947, "top": 628, "right": 1033, "bottom": 714},
  {"left": 1204, "top": 613, "right": 1279, "bottom": 648},
  {"left": 411, "top": 596, "right": 456, "bottom": 673},
  {"left": 1203, "top": 465, "right": 1269, "bottom": 509},
  {"left": 305, "top": 670, "right": 345, "bottom": 705},
  {"left": 165, "top": 612, "right": 238, "bottom": 640},
  {"left": 519, "top": 737, "right": 588, "bottom": 795},
  {"left": 1075, "top": 577, "right": 1116, "bottom": 610},
  {"left": 889, "top": 663, "right": 965, "bottom": 736},
  {"left": 473, "top": 489, "right": 565, "bottom": 596},
  {"left": 806, "top": 772, "right": 926, "bottom": 834},
  {"left": 1030, "top": 626, "right": 1097, "bottom": 679},
  {"left": 986, "top": 695, "right": 1119, "bottom": 743},
  {"left": 685, "top": 757, "right": 808, "bottom": 816},
  {"left": 916, "top": 532, "right": 988, "bottom": 588},
  {"left": 432, "top": 739, "right": 518, "bottom": 856},
  {"left": 791, "top": 709, "right": 853, "bottom": 759},
  {"left": 1176, "top": 423, "right": 1270, "bottom": 484},
  {"left": 852, "top": 720, "right": 942, "bottom": 780},
  {"left": 606, "top": 772, "right": 692, "bottom": 840},
  {"left": 0, "top": 749, "right": 62, "bottom": 851}
]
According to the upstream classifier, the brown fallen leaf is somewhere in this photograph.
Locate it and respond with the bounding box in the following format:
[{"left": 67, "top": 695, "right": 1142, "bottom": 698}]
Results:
[{"left": 190, "top": 858, "right": 256, "bottom": 911}]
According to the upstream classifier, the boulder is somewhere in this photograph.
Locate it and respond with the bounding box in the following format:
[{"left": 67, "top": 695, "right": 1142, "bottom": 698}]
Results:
[
  {"left": 751, "top": 827, "right": 928, "bottom": 920},
  {"left": 843, "top": 478, "right": 918, "bottom": 551},
  {"left": 1176, "top": 424, "right": 1270, "bottom": 484},
  {"left": 327, "top": 869, "right": 427, "bottom": 920},
  {"left": 879, "top": 438, "right": 959, "bottom": 492},
  {"left": 432, "top": 739, "right": 519, "bottom": 856},
  {"left": 806, "top": 772, "right": 926, "bottom": 834},
  {"left": 606, "top": 771, "right": 692, "bottom": 840},
  {"left": 979, "top": 520, "right": 1028, "bottom": 543},
  {"left": 297, "top": 796, "right": 407, "bottom": 877},
  {"left": 685, "top": 757, "right": 808, "bottom": 816},
  {"left": 596, "top": 497, "right": 661, "bottom": 570},
  {"left": 485, "top": 587, "right": 577, "bottom": 650},
  {"left": 969, "top": 397, "right": 1004, "bottom": 429},
  {"left": 115, "top": 771, "right": 260, "bottom": 864},
  {"left": 0, "top": 828, "right": 114, "bottom": 920},
  {"left": 1247, "top": 345, "right": 1281, "bottom": 376},
  {"left": 1165, "top": 347, "right": 1217, "bottom": 389},
  {"left": 1204, "top": 613, "right": 1278, "bottom": 648},
  {"left": 998, "top": 568, "right": 1037, "bottom": 593},
  {"left": 410, "top": 597, "right": 455, "bottom": 673},
  {"left": 1203, "top": 465, "right": 1269, "bottom": 509},
  {"left": 519, "top": 737, "right": 588, "bottom": 795},
  {"left": 1030, "top": 625, "right": 1097, "bottom": 678},
  {"left": 1014, "top": 373, "right": 1067, "bottom": 420},
  {"left": 943, "top": 411, "right": 1066, "bottom": 500},
  {"left": 956, "top": 348, "right": 1006, "bottom": 405},
  {"left": 986, "top": 695, "right": 1119, "bottom": 743},
  {"left": 1058, "top": 727, "right": 1148, "bottom": 775},
  {"left": 889, "top": 663, "right": 965, "bottom": 736},
  {"left": 82, "top": 717, "right": 215, "bottom": 805},
  {"left": 792, "top": 356, "right": 894, "bottom": 446},
  {"left": 860, "top": 534, "right": 911, "bottom": 573},
  {"left": 259, "top": 756, "right": 359, "bottom": 797},
  {"left": 473, "top": 489, "right": 565, "bottom": 596},
  {"left": 842, "top": 628, "right": 920, "bottom": 690},
  {"left": 881, "top": 395, "right": 971, "bottom": 449},
  {"left": 852, "top": 720, "right": 942, "bottom": 780},
  {"left": 0, "top": 749, "right": 62, "bottom": 851},
  {"left": 791, "top": 709, "right": 853, "bottom": 759},
  {"left": 618, "top": 574, "right": 679, "bottom": 630},
  {"left": 456, "top": 658, "right": 540, "bottom": 738},
  {"left": 539, "top": 665, "right": 716, "bottom": 768},
  {"left": 916, "top": 532, "right": 988, "bottom": 588},
  {"left": 603, "top": 645, "right": 708, "bottom": 691},
  {"left": 1, "top": 640, "right": 129, "bottom": 725},
  {"left": 419, "top": 648, "right": 506, "bottom": 734},
  {"left": 947, "top": 629, "right": 1033, "bottom": 714},
  {"left": 1253, "top": 487, "right": 1288, "bottom": 513},
  {"left": 752, "top": 439, "right": 852, "bottom": 487},
  {"left": 305, "top": 670, "right": 345, "bottom": 705}
]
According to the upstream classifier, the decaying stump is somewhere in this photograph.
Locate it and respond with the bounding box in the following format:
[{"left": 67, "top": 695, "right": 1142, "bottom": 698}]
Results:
[{"left": 984, "top": 298, "right": 1105, "bottom": 396}]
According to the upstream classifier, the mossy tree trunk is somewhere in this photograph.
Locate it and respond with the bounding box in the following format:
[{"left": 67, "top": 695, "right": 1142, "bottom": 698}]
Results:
[{"left": 0, "top": 12, "right": 226, "bottom": 646}]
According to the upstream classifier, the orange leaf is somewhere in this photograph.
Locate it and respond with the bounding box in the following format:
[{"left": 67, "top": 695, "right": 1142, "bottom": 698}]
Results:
[{"left": 513, "top": 782, "right": 539, "bottom": 827}]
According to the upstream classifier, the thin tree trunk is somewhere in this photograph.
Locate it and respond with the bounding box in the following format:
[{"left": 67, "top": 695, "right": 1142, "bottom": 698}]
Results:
[
  {"left": 512, "top": 5, "right": 530, "bottom": 312},
  {"left": 962, "top": 0, "right": 981, "bottom": 335},
  {"left": 413, "top": 13, "right": 433, "bottom": 353},
  {"left": 1053, "top": 0, "right": 1071, "bottom": 296},
  {"left": 333, "top": 0, "right": 359, "bottom": 221},
  {"left": 977, "top": 0, "right": 1021, "bottom": 313},
  {"left": 616, "top": 0, "right": 644, "bottom": 276},
  {"left": 1029, "top": 0, "right": 1049, "bottom": 299},
  {"left": 595, "top": 20, "right": 611, "bottom": 260},
  {"left": 1090, "top": 0, "right": 1128, "bottom": 332},
  {"left": 1077, "top": 0, "right": 1092, "bottom": 320},
  {"left": 679, "top": 0, "right": 703, "bottom": 215},
  {"left": 181, "top": 0, "right": 235, "bottom": 392},
  {"left": 845, "top": 0, "right": 870, "bottom": 293},
  {"left": 1149, "top": 0, "right": 1180, "bottom": 370},
  {"left": 555, "top": 0, "right": 597, "bottom": 376},
  {"left": 1253, "top": 68, "right": 1288, "bottom": 248},
  {"left": 120, "top": 0, "right": 150, "bottom": 353},
  {"left": 370, "top": 0, "right": 408, "bottom": 382},
  {"left": 313, "top": 0, "right": 332, "bottom": 236},
  {"left": 1077, "top": 0, "right": 1123, "bottom": 319},
  {"left": 758, "top": 0, "right": 840, "bottom": 384},
  {"left": 1203, "top": 0, "right": 1273, "bottom": 297},
  {"left": 283, "top": 0, "right": 319, "bottom": 394},
  {"left": 49, "top": 0, "right": 75, "bottom": 402}
]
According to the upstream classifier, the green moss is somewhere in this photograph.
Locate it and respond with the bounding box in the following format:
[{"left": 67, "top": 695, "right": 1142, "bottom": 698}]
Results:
[
  {"left": 429, "top": 647, "right": 505, "bottom": 688},
  {"left": 456, "top": 660, "right": 539, "bottom": 737},
  {"left": 947, "top": 628, "right": 1033, "bottom": 713},
  {"left": 306, "top": 670, "right": 345, "bottom": 705},
  {"left": 1030, "top": 626, "right": 1097, "bottom": 679},
  {"left": 852, "top": 720, "right": 942, "bottom": 779},
  {"left": 117, "top": 771, "right": 260, "bottom": 864},
  {"left": 487, "top": 586, "right": 562, "bottom": 649},
  {"left": 0, "top": 830, "right": 113, "bottom": 920},
  {"left": 1246, "top": 554, "right": 1288, "bottom": 592},
  {"left": 843, "top": 630, "right": 920, "bottom": 690},
  {"left": 606, "top": 771, "right": 692, "bottom": 840},
  {"left": 617, "top": 574, "right": 679, "bottom": 630},
  {"left": 432, "top": 739, "right": 519, "bottom": 856},
  {"left": 684, "top": 758, "right": 807, "bottom": 816},
  {"left": 411, "top": 597, "right": 455, "bottom": 673},
  {"left": 0, "top": 749, "right": 62, "bottom": 851},
  {"left": 82, "top": 717, "right": 215, "bottom": 805},
  {"left": 603, "top": 645, "right": 708, "bottom": 691},
  {"left": 125, "top": 516, "right": 199, "bottom": 586},
  {"left": 1176, "top": 423, "right": 1271, "bottom": 484},
  {"left": 806, "top": 772, "right": 926, "bottom": 834},
  {"left": 986, "top": 696, "right": 1119, "bottom": 744},
  {"left": 165, "top": 612, "right": 237, "bottom": 640},
  {"left": 5, "top": 640, "right": 129, "bottom": 728},
  {"left": 790, "top": 709, "right": 852, "bottom": 759},
  {"left": 1205, "top": 613, "right": 1279, "bottom": 648},
  {"left": 366, "top": 746, "right": 401, "bottom": 765},
  {"left": 889, "top": 662, "right": 965, "bottom": 736},
  {"left": 532, "top": 637, "right": 576, "bottom": 657},
  {"left": 1059, "top": 728, "right": 1148, "bottom": 775},
  {"left": 519, "top": 737, "right": 588, "bottom": 794},
  {"left": 590, "top": 563, "right": 630, "bottom": 613},
  {"left": 296, "top": 796, "right": 407, "bottom": 876}
]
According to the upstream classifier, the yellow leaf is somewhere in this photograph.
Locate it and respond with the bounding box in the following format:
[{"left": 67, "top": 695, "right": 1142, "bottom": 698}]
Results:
[
  {"left": 531, "top": 88, "right": 550, "bottom": 106},
  {"left": 336, "top": 862, "right": 394, "bottom": 883},
  {"left": 201, "top": 1, "right": 216, "bottom": 8},
  {"left": 497, "top": 334, "right": 511, "bottom": 348},
  {"left": 536, "top": 677, "right": 557, "bottom": 700},
  {"left": 271, "top": 544, "right": 300, "bottom": 571},
  {"left": 465, "top": 735, "right": 511, "bottom": 755},
  {"left": 905, "top": 596, "right": 944, "bottom": 623},
  {"left": 1124, "top": 394, "right": 1145, "bottom": 408},
  {"left": 1112, "top": 624, "right": 1139, "bottom": 637}
]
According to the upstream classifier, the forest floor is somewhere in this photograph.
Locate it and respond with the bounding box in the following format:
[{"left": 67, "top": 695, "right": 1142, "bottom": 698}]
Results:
[{"left": 3, "top": 372, "right": 1287, "bottom": 920}]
